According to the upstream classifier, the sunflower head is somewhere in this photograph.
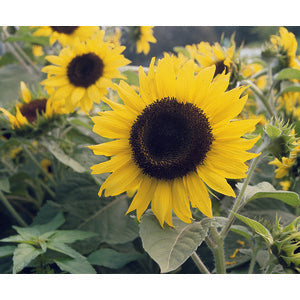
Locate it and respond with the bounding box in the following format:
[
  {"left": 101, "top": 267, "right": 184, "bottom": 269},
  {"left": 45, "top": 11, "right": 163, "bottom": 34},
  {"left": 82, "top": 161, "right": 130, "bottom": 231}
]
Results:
[
  {"left": 89, "top": 54, "right": 259, "bottom": 227},
  {"left": 271, "top": 217, "right": 300, "bottom": 273},
  {"left": 41, "top": 31, "right": 130, "bottom": 113},
  {"left": 32, "top": 26, "right": 100, "bottom": 46},
  {"left": 0, "top": 81, "right": 66, "bottom": 137}
]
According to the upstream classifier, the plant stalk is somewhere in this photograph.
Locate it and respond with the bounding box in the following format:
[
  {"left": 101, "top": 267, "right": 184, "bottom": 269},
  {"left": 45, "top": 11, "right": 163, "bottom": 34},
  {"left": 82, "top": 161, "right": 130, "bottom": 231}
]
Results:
[
  {"left": 22, "top": 144, "right": 56, "bottom": 185},
  {"left": 0, "top": 190, "right": 28, "bottom": 226},
  {"left": 190, "top": 251, "right": 210, "bottom": 274},
  {"left": 209, "top": 227, "right": 226, "bottom": 274}
]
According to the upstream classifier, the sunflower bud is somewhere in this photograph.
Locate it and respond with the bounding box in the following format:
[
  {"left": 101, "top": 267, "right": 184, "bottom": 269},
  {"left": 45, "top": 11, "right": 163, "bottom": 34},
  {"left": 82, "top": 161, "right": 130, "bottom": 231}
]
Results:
[
  {"left": 271, "top": 217, "right": 300, "bottom": 273},
  {"left": 265, "top": 118, "right": 297, "bottom": 159}
]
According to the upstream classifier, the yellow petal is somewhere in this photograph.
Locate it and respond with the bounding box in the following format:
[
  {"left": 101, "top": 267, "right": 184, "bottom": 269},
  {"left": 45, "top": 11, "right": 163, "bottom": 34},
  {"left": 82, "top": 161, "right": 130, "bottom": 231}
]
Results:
[{"left": 20, "top": 81, "right": 31, "bottom": 103}]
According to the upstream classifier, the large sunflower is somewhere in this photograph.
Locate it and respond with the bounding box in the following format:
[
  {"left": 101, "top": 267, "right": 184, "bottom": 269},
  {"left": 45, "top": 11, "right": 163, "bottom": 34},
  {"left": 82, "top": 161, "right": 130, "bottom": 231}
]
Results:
[
  {"left": 32, "top": 26, "right": 100, "bottom": 46},
  {"left": 89, "top": 55, "right": 259, "bottom": 227},
  {"left": 41, "top": 31, "right": 130, "bottom": 113},
  {"left": 0, "top": 81, "right": 65, "bottom": 130}
]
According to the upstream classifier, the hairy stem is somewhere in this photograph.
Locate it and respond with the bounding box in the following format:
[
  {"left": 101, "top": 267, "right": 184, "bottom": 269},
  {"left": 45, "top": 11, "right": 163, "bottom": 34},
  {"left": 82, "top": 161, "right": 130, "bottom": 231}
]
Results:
[
  {"left": 190, "top": 251, "right": 210, "bottom": 274},
  {"left": 210, "top": 227, "right": 226, "bottom": 274}
]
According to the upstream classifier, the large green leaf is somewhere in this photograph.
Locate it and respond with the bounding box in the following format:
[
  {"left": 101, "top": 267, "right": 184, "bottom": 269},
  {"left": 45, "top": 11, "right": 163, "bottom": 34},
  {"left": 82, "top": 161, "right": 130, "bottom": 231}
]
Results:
[
  {"left": 276, "top": 68, "right": 300, "bottom": 81},
  {"left": 87, "top": 248, "right": 142, "bottom": 269},
  {"left": 279, "top": 86, "right": 300, "bottom": 95},
  {"left": 232, "top": 213, "right": 273, "bottom": 245},
  {"left": 0, "top": 245, "right": 16, "bottom": 258},
  {"left": 13, "top": 243, "right": 43, "bottom": 274},
  {"left": 54, "top": 256, "right": 96, "bottom": 274},
  {"left": 55, "top": 173, "right": 139, "bottom": 249},
  {"left": 237, "top": 181, "right": 300, "bottom": 207},
  {"left": 46, "top": 242, "right": 80, "bottom": 259},
  {"left": 139, "top": 212, "right": 210, "bottom": 273}
]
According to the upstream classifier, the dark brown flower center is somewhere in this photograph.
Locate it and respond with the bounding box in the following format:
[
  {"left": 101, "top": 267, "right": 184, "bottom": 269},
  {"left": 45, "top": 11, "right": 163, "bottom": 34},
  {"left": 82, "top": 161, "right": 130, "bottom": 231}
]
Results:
[
  {"left": 67, "top": 53, "right": 104, "bottom": 88},
  {"left": 50, "top": 26, "right": 79, "bottom": 35},
  {"left": 20, "top": 99, "right": 47, "bottom": 124},
  {"left": 129, "top": 97, "right": 214, "bottom": 180},
  {"left": 214, "top": 60, "right": 229, "bottom": 77}
]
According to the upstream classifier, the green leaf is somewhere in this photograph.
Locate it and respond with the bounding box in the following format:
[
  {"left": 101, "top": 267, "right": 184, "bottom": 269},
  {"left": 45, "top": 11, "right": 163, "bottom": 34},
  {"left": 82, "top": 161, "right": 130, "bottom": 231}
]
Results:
[
  {"left": 139, "top": 212, "right": 210, "bottom": 273},
  {"left": 55, "top": 173, "right": 139, "bottom": 249},
  {"left": 232, "top": 212, "right": 273, "bottom": 245},
  {"left": 5, "top": 34, "right": 49, "bottom": 45},
  {"left": 46, "top": 242, "right": 80, "bottom": 259},
  {"left": 0, "top": 246, "right": 16, "bottom": 258},
  {"left": 43, "top": 230, "right": 97, "bottom": 244},
  {"left": 237, "top": 181, "right": 300, "bottom": 207},
  {"left": 279, "top": 86, "right": 300, "bottom": 95},
  {"left": 42, "top": 141, "right": 86, "bottom": 173},
  {"left": 122, "top": 70, "right": 139, "bottom": 86},
  {"left": 276, "top": 68, "right": 300, "bottom": 81},
  {"left": 13, "top": 243, "right": 43, "bottom": 273},
  {"left": 12, "top": 225, "right": 40, "bottom": 240},
  {"left": 87, "top": 248, "right": 142, "bottom": 269},
  {"left": 30, "top": 212, "right": 65, "bottom": 236},
  {"left": 0, "top": 177, "right": 10, "bottom": 193},
  {"left": 265, "top": 124, "right": 282, "bottom": 140},
  {"left": 230, "top": 225, "right": 252, "bottom": 241},
  {"left": 173, "top": 46, "right": 190, "bottom": 57},
  {"left": 0, "top": 235, "right": 26, "bottom": 243},
  {"left": 54, "top": 256, "right": 96, "bottom": 274}
]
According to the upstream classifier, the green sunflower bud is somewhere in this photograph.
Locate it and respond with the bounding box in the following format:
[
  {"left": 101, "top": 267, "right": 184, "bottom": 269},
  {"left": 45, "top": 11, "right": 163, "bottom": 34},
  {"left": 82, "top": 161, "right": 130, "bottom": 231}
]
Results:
[
  {"left": 271, "top": 217, "right": 300, "bottom": 273},
  {"left": 265, "top": 118, "right": 297, "bottom": 159}
]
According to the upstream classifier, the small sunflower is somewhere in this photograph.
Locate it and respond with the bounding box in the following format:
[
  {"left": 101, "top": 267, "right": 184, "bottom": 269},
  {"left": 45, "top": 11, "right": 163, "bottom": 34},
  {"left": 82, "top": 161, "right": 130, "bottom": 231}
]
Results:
[
  {"left": 129, "top": 26, "right": 157, "bottom": 55},
  {"left": 0, "top": 81, "right": 65, "bottom": 130},
  {"left": 89, "top": 55, "right": 259, "bottom": 227},
  {"left": 270, "top": 27, "right": 300, "bottom": 69},
  {"left": 41, "top": 31, "right": 130, "bottom": 113},
  {"left": 32, "top": 26, "right": 100, "bottom": 46},
  {"left": 186, "top": 41, "right": 236, "bottom": 78}
]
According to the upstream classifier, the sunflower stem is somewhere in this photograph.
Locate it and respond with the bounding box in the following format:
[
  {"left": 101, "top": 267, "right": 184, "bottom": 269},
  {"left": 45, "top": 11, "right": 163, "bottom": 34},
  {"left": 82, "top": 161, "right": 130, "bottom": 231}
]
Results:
[
  {"left": 22, "top": 144, "right": 56, "bottom": 186},
  {"left": 0, "top": 190, "right": 28, "bottom": 227},
  {"left": 209, "top": 227, "right": 226, "bottom": 274},
  {"left": 243, "top": 80, "right": 275, "bottom": 117},
  {"left": 220, "top": 138, "right": 270, "bottom": 240},
  {"left": 190, "top": 251, "right": 210, "bottom": 274}
]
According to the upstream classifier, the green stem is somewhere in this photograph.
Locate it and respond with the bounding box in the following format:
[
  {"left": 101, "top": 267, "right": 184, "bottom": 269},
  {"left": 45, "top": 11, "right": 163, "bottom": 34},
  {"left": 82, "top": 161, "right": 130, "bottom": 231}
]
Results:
[
  {"left": 248, "top": 246, "right": 259, "bottom": 274},
  {"left": 0, "top": 190, "right": 28, "bottom": 226},
  {"left": 220, "top": 138, "right": 269, "bottom": 239},
  {"left": 37, "top": 178, "right": 55, "bottom": 199},
  {"left": 244, "top": 80, "right": 274, "bottom": 117},
  {"left": 210, "top": 227, "right": 226, "bottom": 274},
  {"left": 22, "top": 144, "right": 56, "bottom": 186},
  {"left": 190, "top": 251, "right": 210, "bottom": 274}
]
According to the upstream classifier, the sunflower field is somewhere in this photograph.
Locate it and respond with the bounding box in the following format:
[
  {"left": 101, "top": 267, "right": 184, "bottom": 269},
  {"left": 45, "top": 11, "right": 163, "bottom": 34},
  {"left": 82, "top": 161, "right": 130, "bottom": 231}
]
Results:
[{"left": 1, "top": 25, "right": 300, "bottom": 276}]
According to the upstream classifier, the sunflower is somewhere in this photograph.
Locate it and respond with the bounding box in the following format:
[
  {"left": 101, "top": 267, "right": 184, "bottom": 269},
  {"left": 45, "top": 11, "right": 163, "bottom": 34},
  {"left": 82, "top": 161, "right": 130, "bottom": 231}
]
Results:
[
  {"left": 0, "top": 81, "right": 65, "bottom": 130},
  {"left": 129, "top": 26, "right": 157, "bottom": 55},
  {"left": 270, "top": 27, "right": 300, "bottom": 69},
  {"left": 186, "top": 41, "right": 236, "bottom": 78},
  {"left": 41, "top": 31, "right": 130, "bottom": 113},
  {"left": 32, "top": 26, "right": 100, "bottom": 46},
  {"left": 89, "top": 55, "right": 259, "bottom": 227}
]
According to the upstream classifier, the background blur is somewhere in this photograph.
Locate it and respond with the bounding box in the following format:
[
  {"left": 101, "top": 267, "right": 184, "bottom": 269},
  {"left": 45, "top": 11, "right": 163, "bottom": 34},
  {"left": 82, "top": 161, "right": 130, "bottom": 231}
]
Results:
[{"left": 124, "top": 26, "right": 300, "bottom": 65}]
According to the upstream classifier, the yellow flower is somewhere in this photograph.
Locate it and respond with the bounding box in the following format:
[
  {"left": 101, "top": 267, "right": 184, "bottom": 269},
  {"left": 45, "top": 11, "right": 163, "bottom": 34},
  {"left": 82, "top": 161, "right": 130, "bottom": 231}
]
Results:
[
  {"left": 186, "top": 41, "right": 235, "bottom": 77},
  {"left": 32, "top": 45, "right": 44, "bottom": 57},
  {"left": 89, "top": 55, "right": 259, "bottom": 227},
  {"left": 131, "top": 26, "right": 157, "bottom": 55},
  {"left": 32, "top": 26, "right": 100, "bottom": 46},
  {"left": 277, "top": 92, "right": 300, "bottom": 119},
  {"left": 41, "top": 31, "right": 130, "bottom": 113},
  {"left": 0, "top": 81, "right": 64, "bottom": 129},
  {"left": 280, "top": 180, "right": 291, "bottom": 191},
  {"left": 270, "top": 27, "right": 300, "bottom": 69},
  {"left": 105, "top": 27, "right": 122, "bottom": 48},
  {"left": 41, "top": 159, "right": 53, "bottom": 178}
]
